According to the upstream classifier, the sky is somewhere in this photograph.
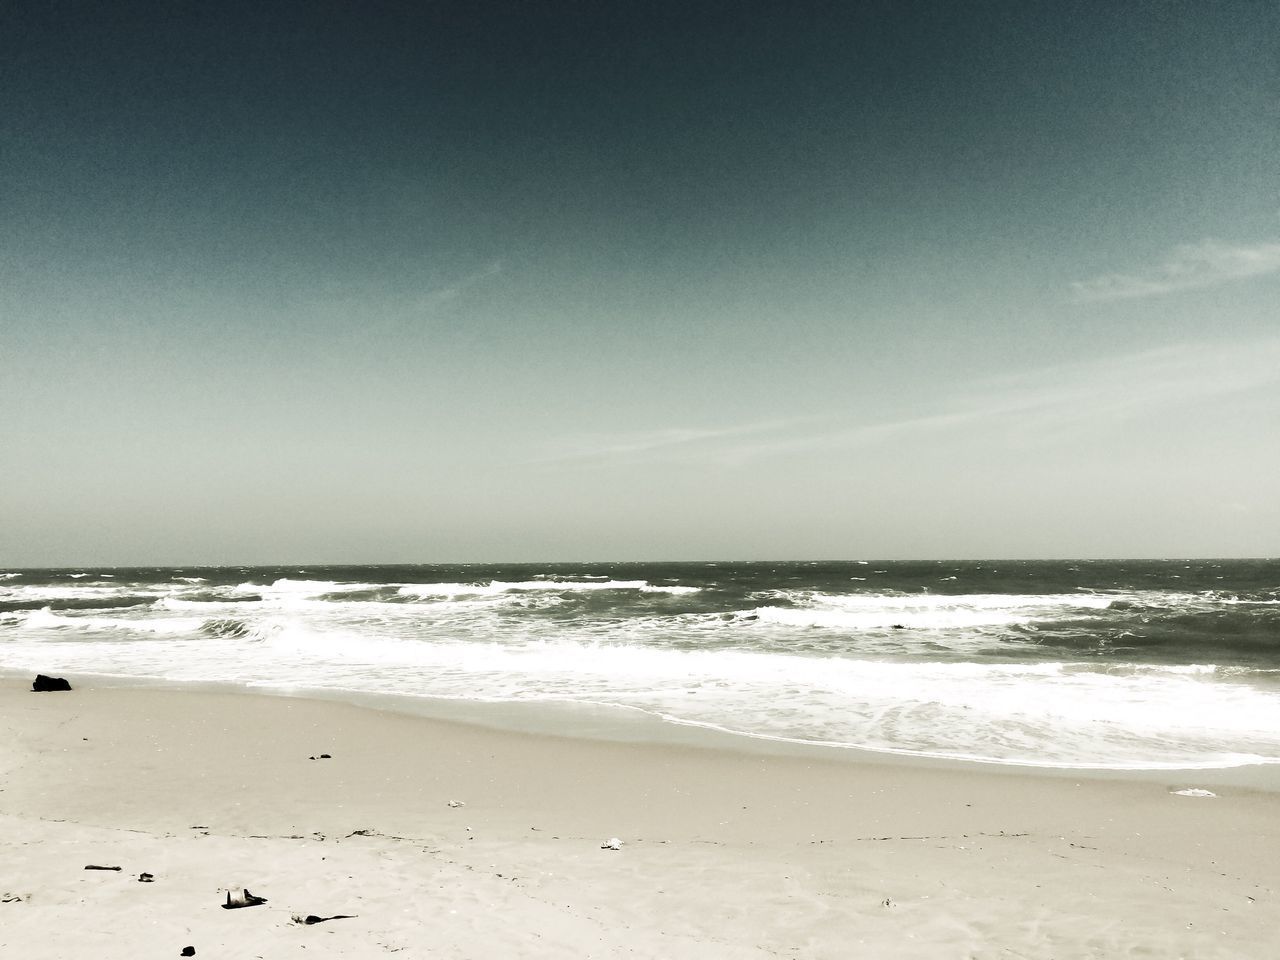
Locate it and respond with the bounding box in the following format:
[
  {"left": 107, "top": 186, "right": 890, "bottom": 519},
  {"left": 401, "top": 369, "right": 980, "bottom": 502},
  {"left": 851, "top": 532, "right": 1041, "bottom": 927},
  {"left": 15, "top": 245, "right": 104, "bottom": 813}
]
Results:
[{"left": 2, "top": 0, "right": 1278, "bottom": 564}]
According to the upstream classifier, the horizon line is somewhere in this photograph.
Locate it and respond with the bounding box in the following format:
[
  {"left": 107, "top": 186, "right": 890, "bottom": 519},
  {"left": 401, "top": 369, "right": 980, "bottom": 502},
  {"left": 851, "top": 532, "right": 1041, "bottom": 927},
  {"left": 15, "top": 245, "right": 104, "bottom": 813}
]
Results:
[{"left": 4, "top": 556, "right": 1275, "bottom": 570}]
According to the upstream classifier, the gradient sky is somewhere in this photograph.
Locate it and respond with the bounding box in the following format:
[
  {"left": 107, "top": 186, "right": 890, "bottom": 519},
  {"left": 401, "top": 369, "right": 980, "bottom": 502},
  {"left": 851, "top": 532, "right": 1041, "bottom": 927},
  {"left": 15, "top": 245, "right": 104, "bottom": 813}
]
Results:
[{"left": 2, "top": 0, "right": 1278, "bottom": 564}]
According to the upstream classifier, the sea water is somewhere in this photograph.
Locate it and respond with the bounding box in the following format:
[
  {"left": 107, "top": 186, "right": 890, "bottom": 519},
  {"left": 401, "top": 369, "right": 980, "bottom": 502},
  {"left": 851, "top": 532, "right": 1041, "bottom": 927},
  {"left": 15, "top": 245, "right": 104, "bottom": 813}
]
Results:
[{"left": 2, "top": 560, "right": 1278, "bottom": 770}]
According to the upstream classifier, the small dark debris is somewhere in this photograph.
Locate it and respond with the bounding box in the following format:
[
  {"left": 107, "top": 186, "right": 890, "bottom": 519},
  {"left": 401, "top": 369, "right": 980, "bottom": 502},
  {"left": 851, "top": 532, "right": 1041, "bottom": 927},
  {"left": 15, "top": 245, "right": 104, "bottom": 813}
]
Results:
[
  {"left": 138, "top": 873, "right": 154, "bottom": 883},
  {"left": 180, "top": 948, "right": 195, "bottom": 957},
  {"left": 222, "top": 889, "right": 267, "bottom": 909},
  {"left": 84, "top": 865, "right": 121, "bottom": 871},
  {"left": 293, "top": 914, "right": 356, "bottom": 925}
]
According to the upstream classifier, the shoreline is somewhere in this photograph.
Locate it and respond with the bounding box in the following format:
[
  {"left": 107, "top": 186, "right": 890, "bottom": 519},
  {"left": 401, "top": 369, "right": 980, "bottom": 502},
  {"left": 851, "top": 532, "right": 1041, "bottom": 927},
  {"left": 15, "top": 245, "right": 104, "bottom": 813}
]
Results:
[
  {"left": 3, "top": 676, "right": 1279, "bottom": 957},
  {"left": 7, "top": 667, "right": 1280, "bottom": 792}
]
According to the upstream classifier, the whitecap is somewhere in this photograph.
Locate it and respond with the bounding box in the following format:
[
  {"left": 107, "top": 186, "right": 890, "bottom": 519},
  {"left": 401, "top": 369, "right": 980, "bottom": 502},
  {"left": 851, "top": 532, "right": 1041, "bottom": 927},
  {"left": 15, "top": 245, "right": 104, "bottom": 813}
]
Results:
[
  {"left": 397, "top": 580, "right": 699, "bottom": 598},
  {"left": 749, "top": 604, "right": 1031, "bottom": 631},
  {"left": 15, "top": 607, "right": 201, "bottom": 635},
  {"left": 2, "top": 583, "right": 165, "bottom": 603},
  {"left": 238, "top": 578, "right": 385, "bottom": 594}
]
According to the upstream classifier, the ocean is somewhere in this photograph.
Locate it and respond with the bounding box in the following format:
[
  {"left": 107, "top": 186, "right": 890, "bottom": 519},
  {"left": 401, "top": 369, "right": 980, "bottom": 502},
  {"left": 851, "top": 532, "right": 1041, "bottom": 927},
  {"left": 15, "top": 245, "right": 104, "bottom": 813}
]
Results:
[{"left": 3, "top": 560, "right": 1278, "bottom": 771}]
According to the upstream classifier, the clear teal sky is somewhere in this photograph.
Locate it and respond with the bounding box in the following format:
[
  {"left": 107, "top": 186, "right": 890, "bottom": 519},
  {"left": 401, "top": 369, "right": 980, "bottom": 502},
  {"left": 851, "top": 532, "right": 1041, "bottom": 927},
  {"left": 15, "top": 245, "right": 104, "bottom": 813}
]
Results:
[{"left": 2, "top": 1, "right": 1277, "bottom": 564}]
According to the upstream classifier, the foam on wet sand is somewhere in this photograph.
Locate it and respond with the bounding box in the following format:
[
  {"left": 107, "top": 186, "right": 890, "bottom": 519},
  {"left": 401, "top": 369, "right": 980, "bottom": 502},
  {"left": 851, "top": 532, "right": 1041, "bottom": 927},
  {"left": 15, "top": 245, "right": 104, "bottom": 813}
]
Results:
[{"left": 2, "top": 682, "right": 1277, "bottom": 958}]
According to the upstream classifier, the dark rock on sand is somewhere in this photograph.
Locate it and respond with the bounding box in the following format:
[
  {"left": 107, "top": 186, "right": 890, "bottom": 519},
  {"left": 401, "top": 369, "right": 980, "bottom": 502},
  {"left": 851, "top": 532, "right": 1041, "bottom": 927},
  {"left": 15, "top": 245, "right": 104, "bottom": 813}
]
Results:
[
  {"left": 180, "top": 947, "right": 195, "bottom": 957},
  {"left": 33, "top": 674, "right": 72, "bottom": 692}
]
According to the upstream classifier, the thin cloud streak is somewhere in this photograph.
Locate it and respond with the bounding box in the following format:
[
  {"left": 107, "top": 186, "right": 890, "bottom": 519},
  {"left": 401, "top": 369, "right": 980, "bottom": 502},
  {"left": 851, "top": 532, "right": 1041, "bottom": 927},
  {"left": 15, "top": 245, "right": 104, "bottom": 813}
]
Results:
[
  {"left": 535, "top": 339, "right": 1280, "bottom": 469},
  {"left": 418, "top": 260, "right": 504, "bottom": 309},
  {"left": 526, "top": 417, "right": 809, "bottom": 466},
  {"left": 1071, "top": 240, "right": 1280, "bottom": 302},
  {"left": 727, "top": 339, "right": 1280, "bottom": 463},
  {"left": 752, "top": 339, "right": 1280, "bottom": 460}
]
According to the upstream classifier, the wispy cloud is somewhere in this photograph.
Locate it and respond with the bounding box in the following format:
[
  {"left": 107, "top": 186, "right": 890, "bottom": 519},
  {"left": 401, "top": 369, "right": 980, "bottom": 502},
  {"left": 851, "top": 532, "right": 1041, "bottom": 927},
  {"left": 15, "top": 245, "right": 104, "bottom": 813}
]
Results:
[
  {"left": 528, "top": 417, "right": 807, "bottom": 466},
  {"left": 966, "top": 338, "right": 1280, "bottom": 427},
  {"left": 1071, "top": 240, "right": 1280, "bottom": 302},
  {"left": 532, "top": 338, "right": 1280, "bottom": 469},
  {"left": 744, "top": 338, "right": 1280, "bottom": 461},
  {"left": 418, "top": 260, "right": 504, "bottom": 309}
]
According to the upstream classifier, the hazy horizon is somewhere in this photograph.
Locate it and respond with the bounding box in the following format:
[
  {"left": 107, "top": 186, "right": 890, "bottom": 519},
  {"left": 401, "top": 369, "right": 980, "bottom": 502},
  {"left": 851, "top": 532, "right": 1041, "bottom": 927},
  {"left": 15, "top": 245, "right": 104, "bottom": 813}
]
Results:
[
  {"left": 3, "top": 2, "right": 1277, "bottom": 566},
  {"left": 5, "top": 555, "right": 1277, "bottom": 571}
]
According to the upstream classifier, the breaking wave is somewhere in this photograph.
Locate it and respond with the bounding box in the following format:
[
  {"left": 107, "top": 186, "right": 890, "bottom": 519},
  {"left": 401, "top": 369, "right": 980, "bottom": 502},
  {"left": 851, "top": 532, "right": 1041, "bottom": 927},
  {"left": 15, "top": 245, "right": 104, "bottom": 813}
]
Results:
[{"left": 4, "top": 560, "right": 1280, "bottom": 769}]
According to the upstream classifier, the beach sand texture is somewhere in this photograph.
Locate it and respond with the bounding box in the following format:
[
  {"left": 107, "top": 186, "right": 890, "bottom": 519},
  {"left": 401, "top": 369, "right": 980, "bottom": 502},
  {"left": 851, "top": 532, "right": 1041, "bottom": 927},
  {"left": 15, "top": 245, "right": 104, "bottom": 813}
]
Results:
[{"left": 2, "top": 684, "right": 1277, "bottom": 958}]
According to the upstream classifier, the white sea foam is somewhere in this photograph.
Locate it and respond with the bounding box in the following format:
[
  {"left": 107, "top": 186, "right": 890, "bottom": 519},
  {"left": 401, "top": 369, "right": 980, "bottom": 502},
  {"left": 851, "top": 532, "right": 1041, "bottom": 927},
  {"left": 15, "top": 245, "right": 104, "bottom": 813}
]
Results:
[
  {"left": 741, "top": 591, "right": 1115, "bottom": 631},
  {"left": 397, "top": 582, "right": 551, "bottom": 598},
  {"left": 15, "top": 607, "right": 202, "bottom": 635},
  {"left": 5, "top": 571, "right": 1279, "bottom": 770},
  {"left": 88, "top": 616, "right": 205, "bottom": 635},
  {"left": 236, "top": 579, "right": 386, "bottom": 596},
  {"left": 1096, "top": 588, "right": 1280, "bottom": 608},
  {"left": 1066, "top": 663, "right": 1219, "bottom": 677},
  {"left": 222, "top": 580, "right": 390, "bottom": 610},
  {"left": 154, "top": 597, "right": 229, "bottom": 611},
  {"left": 750, "top": 604, "right": 1031, "bottom": 630},
  {"left": 7, "top": 602, "right": 1279, "bottom": 768},
  {"left": 15, "top": 607, "right": 65, "bottom": 629},
  {"left": 0, "top": 573, "right": 21, "bottom": 580},
  {"left": 396, "top": 580, "right": 700, "bottom": 598},
  {"left": 787, "top": 591, "right": 1116, "bottom": 611},
  {"left": 1, "top": 584, "right": 156, "bottom": 601}
]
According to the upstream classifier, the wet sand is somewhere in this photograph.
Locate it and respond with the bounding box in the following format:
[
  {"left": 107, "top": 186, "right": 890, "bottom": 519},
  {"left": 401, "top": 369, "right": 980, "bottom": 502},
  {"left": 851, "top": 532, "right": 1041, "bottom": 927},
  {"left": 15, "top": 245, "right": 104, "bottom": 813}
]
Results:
[{"left": 2, "top": 682, "right": 1277, "bottom": 958}]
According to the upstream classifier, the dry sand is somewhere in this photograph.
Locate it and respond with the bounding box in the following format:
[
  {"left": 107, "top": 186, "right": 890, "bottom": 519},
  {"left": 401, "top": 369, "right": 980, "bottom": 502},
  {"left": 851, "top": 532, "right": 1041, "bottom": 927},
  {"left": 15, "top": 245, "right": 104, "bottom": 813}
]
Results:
[{"left": 1, "top": 680, "right": 1277, "bottom": 958}]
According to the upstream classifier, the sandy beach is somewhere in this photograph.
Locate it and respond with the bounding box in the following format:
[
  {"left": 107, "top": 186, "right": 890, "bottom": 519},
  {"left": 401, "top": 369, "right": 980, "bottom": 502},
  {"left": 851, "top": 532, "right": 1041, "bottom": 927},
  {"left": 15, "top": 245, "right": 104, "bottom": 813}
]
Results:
[{"left": 2, "top": 679, "right": 1277, "bottom": 959}]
